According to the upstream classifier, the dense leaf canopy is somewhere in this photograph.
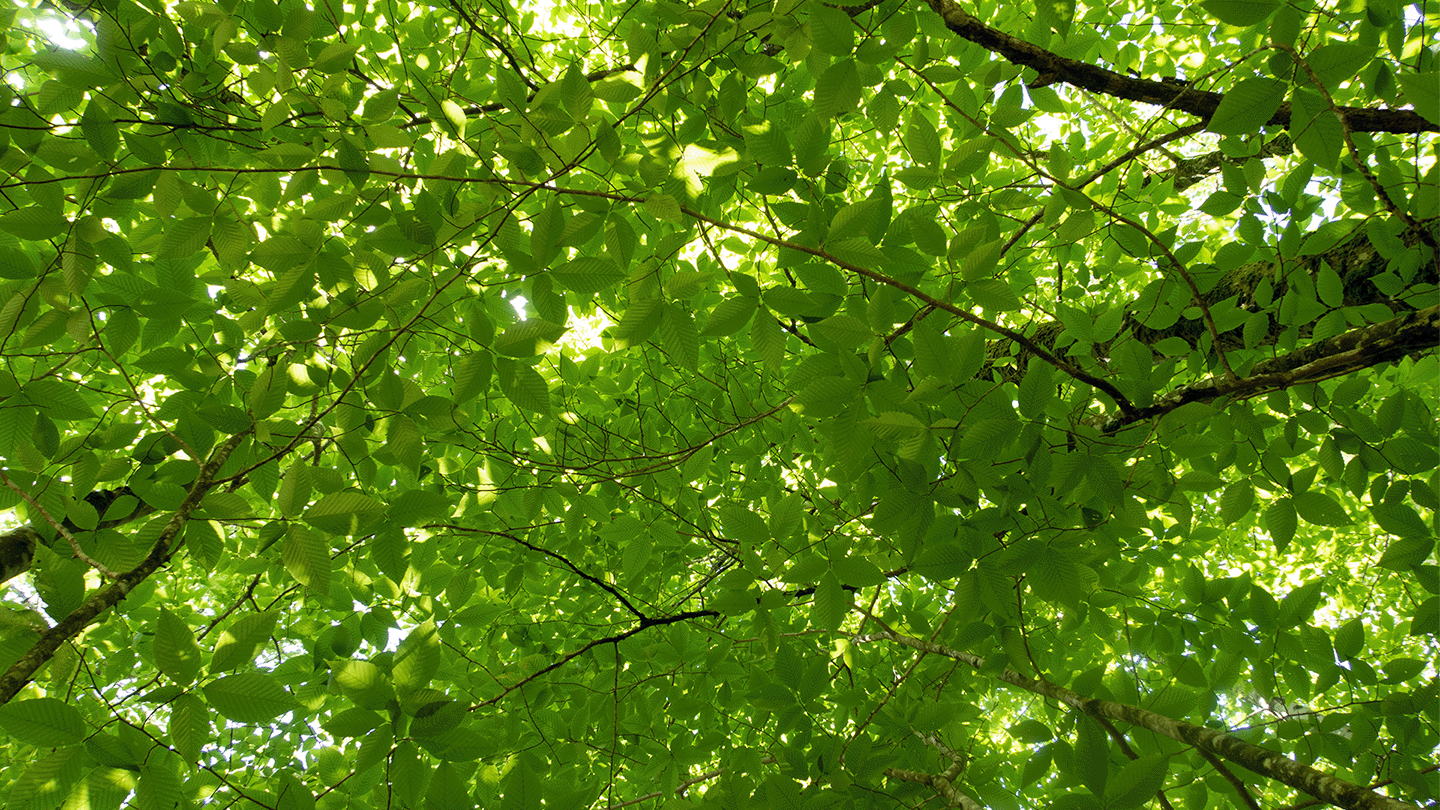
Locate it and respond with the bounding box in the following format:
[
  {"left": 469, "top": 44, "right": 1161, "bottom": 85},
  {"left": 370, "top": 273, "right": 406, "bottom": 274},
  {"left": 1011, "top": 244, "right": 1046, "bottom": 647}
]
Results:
[{"left": 0, "top": 0, "right": 1436, "bottom": 807}]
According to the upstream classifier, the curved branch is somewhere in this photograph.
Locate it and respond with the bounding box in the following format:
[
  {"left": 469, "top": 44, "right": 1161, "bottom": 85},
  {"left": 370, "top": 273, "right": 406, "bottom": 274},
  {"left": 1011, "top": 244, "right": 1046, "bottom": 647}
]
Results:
[
  {"left": 0, "top": 431, "right": 249, "bottom": 705},
  {"left": 858, "top": 628, "right": 1418, "bottom": 810},
  {"left": 919, "top": 0, "right": 1436, "bottom": 134},
  {"left": 1097, "top": 304, "right": 1440, "bottom": 433},
  {"left": 883, "top": 767, "right": 985, "bottom": 809},
  {"left": 0, "top": 471, "right": 119, "bottom": 580}
]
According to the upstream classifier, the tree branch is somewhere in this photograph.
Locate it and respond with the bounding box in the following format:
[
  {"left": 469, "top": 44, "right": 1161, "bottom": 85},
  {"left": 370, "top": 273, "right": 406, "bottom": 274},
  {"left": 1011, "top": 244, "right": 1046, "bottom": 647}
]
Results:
[
  {"left": 1097, "top": 304, "right": 1440, "bottom": 433},
  {"left": 0, "top": 431, "right": 250, "bottom": 705},
  {"left": 883, "top": 766, "right": 985, "bottom": 809},
  {"left": 918, "top": 0, "right": 1436, "bottom": 134},
  {"left": 857, "top": 628, "right": 1418, "bottom": 810},
  {"left": 0, "top": 471, "right": 119, "bottom": 580}
]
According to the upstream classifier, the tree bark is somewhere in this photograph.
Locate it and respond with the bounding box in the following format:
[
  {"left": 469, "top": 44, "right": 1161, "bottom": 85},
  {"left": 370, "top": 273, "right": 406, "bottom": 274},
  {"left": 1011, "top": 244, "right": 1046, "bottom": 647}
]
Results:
[
  {"left": 858, "top": 629, "right": 1419, "bottom": 810},
  {"left": 0, "top": 433, "right": 246, "bottom": 704},
  {"left": 0, "top": 525, "right": 38, "bottom": 585},
  {"left": 919, "top": 0, "right": 1437, "bottom": 134},
  {"left": 1097, "top": 304, "right": 1440, "bottom": 432},
  {"left": 0, "top": 486, "right": 157, "bottom": 585}
]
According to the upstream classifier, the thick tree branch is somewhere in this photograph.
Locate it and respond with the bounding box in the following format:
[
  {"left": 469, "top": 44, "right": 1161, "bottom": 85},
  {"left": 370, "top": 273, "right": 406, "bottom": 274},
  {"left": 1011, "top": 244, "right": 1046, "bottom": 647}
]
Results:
[
  {"left": 0, "top": 432, "right": 249, "bottom": 705},
  {"left": 1157, "top": 133, "right": 1295, "bottom": 192},
  {"left": 1090, "top": 712, "right": 1180, "bottom": 810},
  {"left": 919, "top": 0, "right": 1437, "bottom": 134},
  {"left": 883, "top": 766, "right": 985, "bottom": 809},
  {"left": 857, "top": 629, "right": 1418, "bottom": 810},
  {"left": 0, "top": 471, "right": 119, "bottom": 579},
  {"left": 0, "top": 485, "right": 159, "bottom": 584},
  {"left": 1097, "top": 304, "right": 1440, "bottom": 433}
]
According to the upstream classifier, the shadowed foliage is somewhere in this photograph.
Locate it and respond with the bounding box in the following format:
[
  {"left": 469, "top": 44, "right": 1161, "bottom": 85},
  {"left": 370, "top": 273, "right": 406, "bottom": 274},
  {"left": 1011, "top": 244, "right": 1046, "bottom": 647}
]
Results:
[{"left": 0, "top": 0, "right": 1435, "bottom": 807}]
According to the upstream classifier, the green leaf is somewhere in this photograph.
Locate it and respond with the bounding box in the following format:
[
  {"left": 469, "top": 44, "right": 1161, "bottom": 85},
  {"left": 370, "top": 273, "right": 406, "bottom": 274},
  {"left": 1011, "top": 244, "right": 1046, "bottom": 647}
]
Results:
[
  {"left": 322, "top": 707, "right": 383, "bottom": 738},
  {"left": 960, "top": 237, "right": 1004, "bottom": 283},
  {"left": 833, "top": 555, "right": 884, "bottom": 587},
  {"left": 814, "top": 60, "right": 861, "bottom": 118},
  {"left": 494, "top": 319, "right": 566, "bottom": 357},
  {"left": 792, "top": 113, "right": 830, "bottom": 176},
  {"left": 0, "top": 207, "right": 69, "bottom": 240},
  {"left": 80, "top": 102, "right": 119, "bottom": 160},
  {"left": 700, "top": 295, "right": 758, "bottom": 337},
  {"left": 811, "top": 570, "right": 846, "bottom": 630},
  {"left": 612, "top": 296, "right": 664, "bottom": 346},
  {"left": 336, "top": 137, "right": 371, "bottom": 187},
  {"left": 1371, "top": 500, "right": 1429, "bottom": 538},
  {"left": 745, "top": 124, "right": 791, "bottom": 166},
  {"left": 32, "top": 49, "right": 116, "bottom": 86},
  {"left": 719, "top": 503, "right": 771, "bottom": 545},
  {"left": 1106, "top": 755, "right": 1168, "bottom": 809},
  {"left": 811, "top": 315, "right": 870, "bottom": 349},
  {"left": 4, "top": 746, "right": 86, "bottom": 810},
  {"left": 334, "top": 659, "right": 394, "bottom": 709},
  {"left": 1201, "top": 0, "right": 1278, "bottom": 26},
  {"left": 1333, "top": 618, "right": 1364, "bottom": 659},
  {"left": 311, "top": 42, "right": 360, "bottom": 73},
  {"left": 452, "top": 351, "right": 493, "bottom": 403},
  {"left": 393, "top": 619, "right": 441, "bottom": 692},
  {"left": 1377, "top": 537, "right": 1433, "bottom": 570},
  {"left": 1207, "top": 78, "right": 1285, "bottom": 135},
  {"left": 160, "top": 217, "right": 212, "bottom": 260},
  {"left": 1293, "top": 490, "right": 1351, "bottom": 526},
  {"left": 1016, "top": 359, "right": 1053, "bottom": 419},
  {"left": 547, "top": 255, "right": 622, "bottom": 292},
  {"left": 1382, "top": 657, "right": 1424, "bottom": 683},
  {"left": 426, "top": 763, "right": 475, "bottom": 810},
  {"left": 1219, "top": 480, "right": 1254, "bottom": 523},
  {"left": 0, "top": 698, "right": 88, "bottom": 746},
  {"left": 1289, "top": 87, "right": 1343, "bottom": 169},
  {"left": 1409, "top": 596, "right": 1438, "bottom": 638},
  {"left": 22, "top": 378, "right": 97, "bottom": 420},
  {"left": 658, "top": 303, "right": 699, "bottom": 370},
  {"left": 211, "top": 611, "right": 280, "bottom": 673},
  {"left": 203, "top": 673, "right": 298, "bottom": 723},
  {"left": 154, "top": 609, "right": 203, "bottom": 686},
  {"left": 1073, "top": 713, "right": 1109, "bottom": 796},
  {"left": 497, "top": 359, "right": 551, "bottom": 415},
  {"left": 303, "top": 492, "right": 386, "bottom": 535},
  {"left": 643, "top": 193, "right": 682, "bottom": 222},
  {"left": 500, "top": 754, "right": 543, "bottom": 810},
  {"left": 389, "top": 489, "right": 453, "bottom": 527},
  {"left": 1397, "top": 71, "right": 1440, "bottom": 126},
  {"left": 283, "top": 526, "right": 332, "bottom": 591},
  {"left": 440, "top": 99, "right": 467, "bottom": 139},
  {"left": 1304, "top": 42, "right": 1372, "bottom": 88},
  {"left": 968, "top": 279, "right": 1021, "bottom": 311},
  {"left": 810, "top": 5, "right": 855, "bottom": 57},
  {"left": 1264, "top": 497, "right": 1297, "bottom": 550},
  {"left": 169, "top": 693, "right": 208, "bottom": 763},
  {"left": 905, "top": 112, "right": 941, "bottom": 169}
]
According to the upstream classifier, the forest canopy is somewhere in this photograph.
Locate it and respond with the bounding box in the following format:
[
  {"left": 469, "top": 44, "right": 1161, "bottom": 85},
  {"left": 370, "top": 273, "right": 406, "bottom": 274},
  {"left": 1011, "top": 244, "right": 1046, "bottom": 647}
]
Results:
[{"left": 0, "top": 0, "right": 1435, "bottom": 807}]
